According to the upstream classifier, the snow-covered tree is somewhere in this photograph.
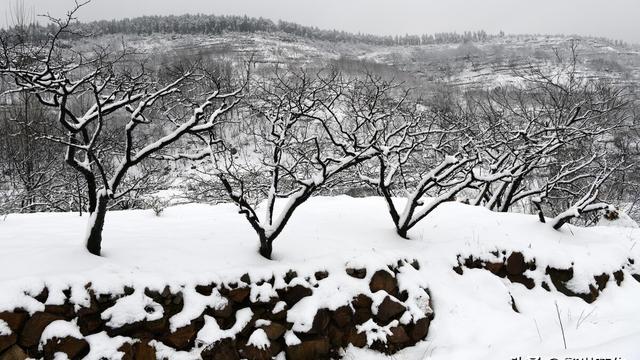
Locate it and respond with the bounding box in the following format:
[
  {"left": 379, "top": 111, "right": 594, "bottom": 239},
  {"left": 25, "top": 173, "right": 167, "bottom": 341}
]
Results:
[
  {"left": 549, "top": 166, "right": 617, "bottom": 230},
  {"left": 466, "top": 45, "right": 630, "bottom": 224},
  {"left": 356, "top": 75, "right": 500, "bottom": 238},
  {"left": 192, "top": 67, "right": 380, "bottom": 259},
  {"left": 0, "top": 3, "right": 242, "bottom": 255}
]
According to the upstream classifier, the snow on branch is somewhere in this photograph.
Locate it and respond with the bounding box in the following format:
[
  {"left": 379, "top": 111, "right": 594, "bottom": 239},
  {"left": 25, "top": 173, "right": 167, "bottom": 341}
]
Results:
[{"left": 550, "top": 165, "right": 618, "bottom": 230}]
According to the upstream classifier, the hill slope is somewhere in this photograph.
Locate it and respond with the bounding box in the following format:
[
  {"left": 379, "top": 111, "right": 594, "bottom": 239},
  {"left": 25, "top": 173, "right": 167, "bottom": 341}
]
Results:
[{"left": 78, "top": 31, "right": 640, "bottom": 93}]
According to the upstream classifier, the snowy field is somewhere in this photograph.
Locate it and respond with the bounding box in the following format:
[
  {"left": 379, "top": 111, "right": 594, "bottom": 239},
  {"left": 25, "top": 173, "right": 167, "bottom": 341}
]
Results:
[{"left": 1, "top": 196, "right": 639, "bottom": 360}]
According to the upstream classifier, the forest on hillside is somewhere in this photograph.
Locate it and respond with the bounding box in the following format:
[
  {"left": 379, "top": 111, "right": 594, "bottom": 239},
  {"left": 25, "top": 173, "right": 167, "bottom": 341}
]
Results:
[{"left": 1, "top": 12, "right": 538, "bottom": 47}]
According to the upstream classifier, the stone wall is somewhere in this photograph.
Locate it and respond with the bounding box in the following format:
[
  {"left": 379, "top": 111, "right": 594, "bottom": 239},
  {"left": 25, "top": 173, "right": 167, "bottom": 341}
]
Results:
[
  {"left": 454, "top": 251, "right": 638, "bottom": 304},
  {"left": 0, "top": 260, "right": 433, "bottom": 360}
]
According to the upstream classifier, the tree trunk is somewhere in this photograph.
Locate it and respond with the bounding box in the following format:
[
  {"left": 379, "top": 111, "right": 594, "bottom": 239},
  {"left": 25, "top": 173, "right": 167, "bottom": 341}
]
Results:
[
  {"left": 86, "top": 177, "right": 97, "bottom": 213},
  {"left": 533, "top": 201, "right": 546, "bottom": 223},
  {"left": 259, "top": 236, "right": 273, "bottom": 260},
  {"left": 396, "top": 226, "right": 409, "bottom": 239},
  {"left": 552, "top": 217, "right": 569, "bottom": 230},
  {"left": 85, "top": 193, "right": 108, "bottom": 256},
  {"left": 499, "top": 176, "right": 522, "bottom": 212},
  {"left": 76, "top": 174, "right": 83, "bottom": 216}
]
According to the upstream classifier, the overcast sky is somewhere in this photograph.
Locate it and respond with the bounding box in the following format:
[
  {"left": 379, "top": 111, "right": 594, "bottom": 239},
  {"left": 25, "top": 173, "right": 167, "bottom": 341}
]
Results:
[{"left": 3, "top": 0, "right": 640, "bottom": 44}]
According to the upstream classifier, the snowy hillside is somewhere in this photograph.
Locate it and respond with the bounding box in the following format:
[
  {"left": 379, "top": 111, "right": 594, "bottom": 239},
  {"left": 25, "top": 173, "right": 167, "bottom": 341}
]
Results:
[
  {"left": 79, "top": 32, "right": 640, "bottom": 93},
  {"left": 1, "top": 197, "right": 639, "bottom": 359}
]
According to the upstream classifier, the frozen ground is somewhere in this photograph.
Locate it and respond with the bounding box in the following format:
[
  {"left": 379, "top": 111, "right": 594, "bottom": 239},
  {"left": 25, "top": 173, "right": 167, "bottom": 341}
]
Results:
[{"left": 1, "top": 196, "right": 639, "bottom": 360}]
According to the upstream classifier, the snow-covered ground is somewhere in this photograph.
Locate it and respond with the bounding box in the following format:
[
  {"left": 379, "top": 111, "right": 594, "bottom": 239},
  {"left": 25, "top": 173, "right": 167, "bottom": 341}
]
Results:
[{"left": 1, "top": 196, "right": 639, "bottom": 360}]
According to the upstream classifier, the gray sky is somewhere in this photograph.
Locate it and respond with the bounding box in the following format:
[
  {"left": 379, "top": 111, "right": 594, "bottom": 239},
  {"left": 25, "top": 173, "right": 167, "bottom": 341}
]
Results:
[{"left": 4, "top": 0, "right": 640, "bottom": 44}]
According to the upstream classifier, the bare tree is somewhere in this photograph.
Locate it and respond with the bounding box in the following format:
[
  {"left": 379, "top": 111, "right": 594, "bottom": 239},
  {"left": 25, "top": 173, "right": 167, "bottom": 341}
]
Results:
[
  {"left": 353, "top": 74, "right": 465, "bottom": 237},
  {"left": 357, "top": 44, "right": 631, "bottom": 234},
  {"left": 550, "top": 166, "right": 617, "bottom": 230},
  {"left": 0, "top": 0, "right": 70, "bottom": 215},
  {"left": 364, "top": 148, "right": 479, "bottom": 238},
  {"left": 189, "top": 67, "right": 380, "bottom": 259},
  {"left": 0, "top": 2, "right": 242, "bottom": 255},
  {"left": 465, "top": 46, "right": 629, "bottom": 223},
  {"left": 0, "top": 94, "right": 66, "bottom": 214},
  {"left": 356, "top": 78, "right": 499, "bottom": 238}
]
